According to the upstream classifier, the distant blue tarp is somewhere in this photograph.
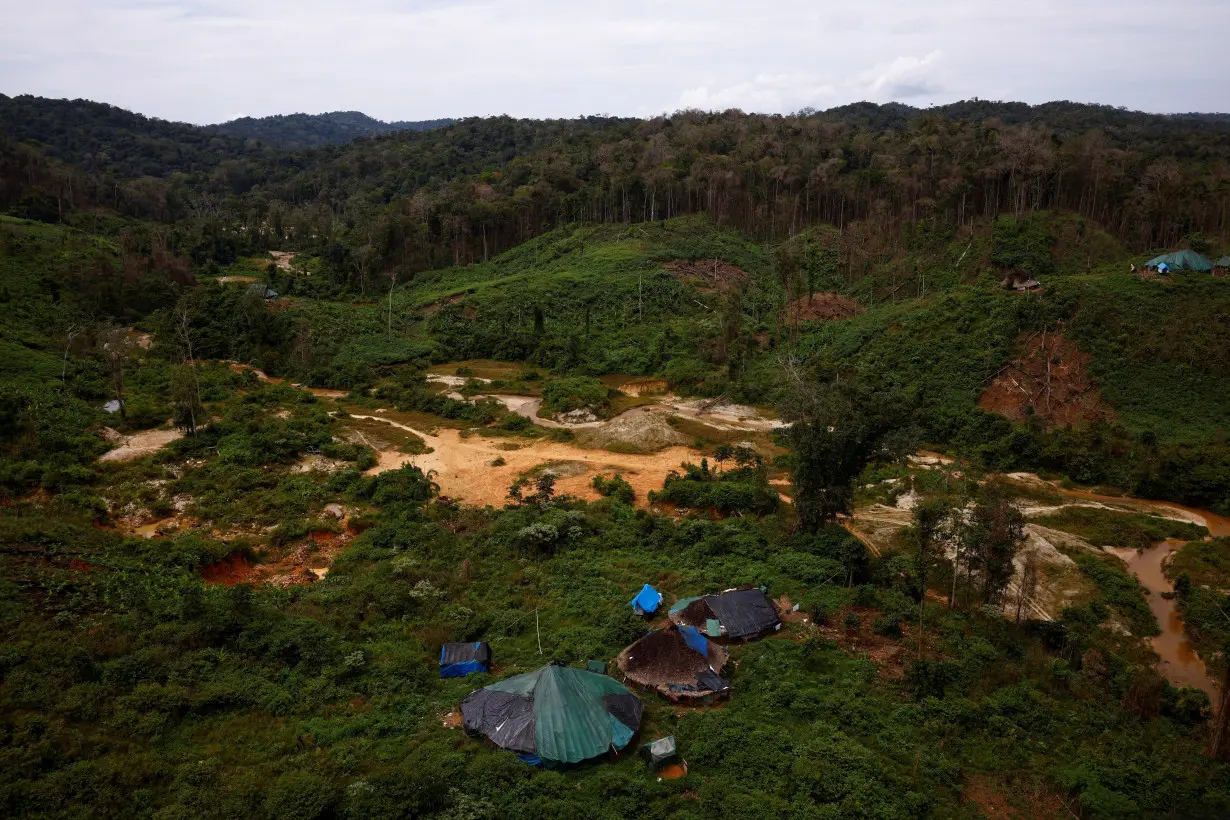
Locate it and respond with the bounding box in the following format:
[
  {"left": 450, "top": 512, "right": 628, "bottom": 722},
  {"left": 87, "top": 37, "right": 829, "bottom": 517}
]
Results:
[
  {"left": 630, "top": 584, "right": 663, "bottom": 616},
  {"left": 440, "top": 641, "right": 491, "bottom": 678},
  {"left": 678, "top": 625, "right": 709, "bottom": 658}
]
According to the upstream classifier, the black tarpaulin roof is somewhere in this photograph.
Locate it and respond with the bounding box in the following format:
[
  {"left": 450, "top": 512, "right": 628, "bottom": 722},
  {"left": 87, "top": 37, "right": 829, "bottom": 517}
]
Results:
[
  {"left": 441, "top": 642, "right": 491, "bottom": 665},
  {"left": 704, "top": 588, "right": 780, "bottom": 638}
]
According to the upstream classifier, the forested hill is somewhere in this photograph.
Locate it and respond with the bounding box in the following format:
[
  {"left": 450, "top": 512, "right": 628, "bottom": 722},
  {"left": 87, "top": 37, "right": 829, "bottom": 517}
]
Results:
[
  {"left": 208, "top": 111, "right": 455, "bottom": 148},
  {"left": 0, "top": 94, "right": 273, "bottom": 178}
]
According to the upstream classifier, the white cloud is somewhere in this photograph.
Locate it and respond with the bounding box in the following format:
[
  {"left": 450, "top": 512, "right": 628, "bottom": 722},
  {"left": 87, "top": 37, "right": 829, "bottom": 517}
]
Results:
[
  {"left": 680, "top": 74, "right": 837, "bottom": 113},
  {"left": 1, "top": 1, "right": 1228, "bottom": 122},
  {"left": 863, "top": 51, "right": 946, "bottom": 100}
]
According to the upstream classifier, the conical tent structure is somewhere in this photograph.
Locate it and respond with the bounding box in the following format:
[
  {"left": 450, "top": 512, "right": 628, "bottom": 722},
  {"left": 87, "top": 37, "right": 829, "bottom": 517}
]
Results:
[
  {"left": 1145, "top": 250, "right": 1213, "bottom": 272},
  {"left": 616, "top": 625, "right": 731, "bottom": 702},
  {"left": 460, "top": 664, "right": 643, "bottom": 765}
]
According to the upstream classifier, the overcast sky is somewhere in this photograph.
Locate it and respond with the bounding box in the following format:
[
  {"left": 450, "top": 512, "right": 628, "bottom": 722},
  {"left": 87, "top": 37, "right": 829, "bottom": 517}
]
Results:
[{"left": 2, "top": 0, "right": 1229, "bottom": 124}]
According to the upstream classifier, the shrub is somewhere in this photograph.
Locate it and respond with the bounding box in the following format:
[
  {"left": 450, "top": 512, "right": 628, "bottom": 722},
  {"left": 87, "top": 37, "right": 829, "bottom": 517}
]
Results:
[
  {"left": 873, "top": 614, "right": 903, "bottom": 638},
  {"left": 591, "top": 473, "right": 635, "bottom": 504},
  {"left": 540, "top": 376, "right": 607, "bottom": 415}
]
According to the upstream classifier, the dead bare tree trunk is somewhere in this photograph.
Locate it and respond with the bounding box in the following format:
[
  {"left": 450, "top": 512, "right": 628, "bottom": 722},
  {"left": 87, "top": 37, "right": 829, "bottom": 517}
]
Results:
[
  {"left": 1208, "top": 664, "right": 1230, "bottom": 760},
  {"left": 62, "top": 324, "right": 82, "bottom": 389}
]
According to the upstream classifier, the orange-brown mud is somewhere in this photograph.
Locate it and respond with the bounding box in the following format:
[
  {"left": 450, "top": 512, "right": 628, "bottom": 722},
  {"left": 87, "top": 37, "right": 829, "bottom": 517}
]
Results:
[
  {"left": 979, "top": 330, "right": 1114, "bottom": 427},
  {"left": 200, "top": 534, "right": 348, "bottom": 588}
]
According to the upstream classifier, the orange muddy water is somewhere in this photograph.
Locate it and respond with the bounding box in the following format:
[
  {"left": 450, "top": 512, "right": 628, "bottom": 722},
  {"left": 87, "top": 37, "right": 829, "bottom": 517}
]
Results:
[{"left": 1056, "top": 488, "right": 1230, "bottom": 698}]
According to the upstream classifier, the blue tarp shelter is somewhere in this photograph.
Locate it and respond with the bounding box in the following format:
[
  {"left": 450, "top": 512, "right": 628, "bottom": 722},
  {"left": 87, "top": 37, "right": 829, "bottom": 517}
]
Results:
[
  {"left": 440, "top": 642, "right": 491, "bottom": 678},
  {"left": 630, "top": 584, "right": 663, "bottom": 616}
]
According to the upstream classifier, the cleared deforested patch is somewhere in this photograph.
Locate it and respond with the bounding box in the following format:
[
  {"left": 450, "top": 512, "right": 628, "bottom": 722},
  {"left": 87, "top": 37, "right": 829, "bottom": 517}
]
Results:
[
  {"left": 663, "top": 259, "right": 749, "bottom": 293},
  {"left": 786, "top": 292, "right": 864, "bottom": 323},
  {"left": 979, "top": 330, "right": 1114, "bottom": 428}
]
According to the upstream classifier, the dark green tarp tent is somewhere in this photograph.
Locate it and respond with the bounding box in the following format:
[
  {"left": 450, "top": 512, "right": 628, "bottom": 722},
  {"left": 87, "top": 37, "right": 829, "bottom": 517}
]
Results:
[
  {"left": 460, "top": 663, "right": 643, "bottom": 765},
  {"left": 1145, "top": 250, "right": 1213, "bottom": 272}
]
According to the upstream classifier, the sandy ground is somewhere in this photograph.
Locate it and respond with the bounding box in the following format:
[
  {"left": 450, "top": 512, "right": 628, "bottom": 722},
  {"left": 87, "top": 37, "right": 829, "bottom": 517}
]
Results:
[
  {"left": 269, "top": 251, "right": 296, "bottom": 271},
  {"left": 99, "top": 427, "right": 184, "bottom": 462},
  {"left": 352, "top": 415, "right": 699, "bottom": 506}
]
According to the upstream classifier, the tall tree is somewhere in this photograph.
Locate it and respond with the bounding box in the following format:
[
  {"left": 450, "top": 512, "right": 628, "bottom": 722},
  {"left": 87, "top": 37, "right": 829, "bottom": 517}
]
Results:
[
  {"left": 778, "top": 366, "right": 914, "bottom": 532},
  {"left": 911, "top": 499, "right": 953, "bottom": 659}
]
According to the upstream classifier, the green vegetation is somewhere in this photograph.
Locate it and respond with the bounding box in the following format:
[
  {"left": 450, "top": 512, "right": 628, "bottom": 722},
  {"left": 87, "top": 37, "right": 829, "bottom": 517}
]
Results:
[
  {"left": 1035, "top": 507, "right": 1208, "bottom": 550},
  {"left": 4, "top": 92, "right": 1230, "bottom": 816},
  {"left": 649, "top": 459, "right": 780, "bottom": 516},
  {"left": 1169, "top": 537, "right": 1230, "bottom": 675},
  {"left": 590, "top": 473, "right": 635, "bottom": 505},
  {"left": 540, "top": 376, "right": 608, "bottom": 416}
]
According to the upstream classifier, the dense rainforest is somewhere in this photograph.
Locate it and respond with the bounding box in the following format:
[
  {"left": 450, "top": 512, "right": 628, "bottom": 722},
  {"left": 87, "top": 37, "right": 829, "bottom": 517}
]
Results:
[
  {"left": 208, "top": 112, "right": 457, "bottom": 149},
  {"left": 2, "top": 94, "right": 1230, "bottom": 818}
]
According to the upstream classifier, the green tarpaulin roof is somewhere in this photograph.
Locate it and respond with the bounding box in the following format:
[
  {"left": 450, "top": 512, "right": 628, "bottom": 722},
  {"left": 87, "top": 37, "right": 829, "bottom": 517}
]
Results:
[
  {"left": 1145, "top": 250, "right": 1213, "bottom": 271},
  {"left": 482, "top": 665, "right": 641, "bottom": 764}
]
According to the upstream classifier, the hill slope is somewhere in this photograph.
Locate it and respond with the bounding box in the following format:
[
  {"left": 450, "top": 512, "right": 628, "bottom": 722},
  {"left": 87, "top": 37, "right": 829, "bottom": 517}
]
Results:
[{"left": 208, "top": 111, "right": 455, "bottom": 147}]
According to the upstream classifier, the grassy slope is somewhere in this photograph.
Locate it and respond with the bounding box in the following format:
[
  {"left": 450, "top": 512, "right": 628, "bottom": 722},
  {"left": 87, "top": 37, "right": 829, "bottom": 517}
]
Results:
[{"left": 0, "top": 216, "right": 120, "bottom": 388}]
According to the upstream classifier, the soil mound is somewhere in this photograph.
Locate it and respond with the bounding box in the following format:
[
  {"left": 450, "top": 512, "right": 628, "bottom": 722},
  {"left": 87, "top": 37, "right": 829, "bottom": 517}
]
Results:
[
  {"left": 787, "top": 292, "right": 864, "bottom": 323},
  {"left": 576, "top": 409, "right": 689, "bottom": 452},
  {"left": 979, "top": 330, "right": 1114, "bottom": 428},
  {"left": 663, "top": 259, "right": 748, "bottom": 293}
]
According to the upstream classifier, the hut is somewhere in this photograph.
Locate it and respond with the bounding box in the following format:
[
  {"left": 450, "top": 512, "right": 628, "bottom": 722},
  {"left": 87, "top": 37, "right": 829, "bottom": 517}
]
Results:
[
  {"left": 669, "top": 587, "right": 781, "bottom": 640},
  {"left": 1214, "top": 256, "right": 1230, "bottom": 277},
  {"left": 616, "top": 624, "right": 731, "bottom": 704},
  {"left": 439, "top": 641, "right": 491, "bottom": 678},
  {"left": 1145, "top": 251, "right": 1214, "bottom": 273},
  {"left": 460, "top": 663, "right": 643, "bottom": 767}
]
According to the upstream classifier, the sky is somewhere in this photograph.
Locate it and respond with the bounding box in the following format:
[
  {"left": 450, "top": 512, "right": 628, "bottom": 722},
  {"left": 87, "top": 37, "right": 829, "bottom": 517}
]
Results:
[{"left": 1, "top": 0, "right": 1229, "bottom": 124}]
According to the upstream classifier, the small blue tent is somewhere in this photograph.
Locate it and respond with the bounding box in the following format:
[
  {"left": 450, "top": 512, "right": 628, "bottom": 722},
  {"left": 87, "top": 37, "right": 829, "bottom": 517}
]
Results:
[
  {"left": 440, "top": 642, "right": 491, "bottom": 678},
  {"left": 630, "top": 584, "right": 663, "bottom": 616}
]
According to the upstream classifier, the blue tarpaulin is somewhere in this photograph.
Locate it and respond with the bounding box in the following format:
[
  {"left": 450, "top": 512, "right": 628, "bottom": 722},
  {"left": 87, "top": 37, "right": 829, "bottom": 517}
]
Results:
[
  {"left": 678, "top": 625, "right": 709, "bottom": 658},
  {"left": 630, "top": 584, "right": 663, "bottom": 616},
  {"left": 440, "top": 642, "right": 491, "bottom": 678}
]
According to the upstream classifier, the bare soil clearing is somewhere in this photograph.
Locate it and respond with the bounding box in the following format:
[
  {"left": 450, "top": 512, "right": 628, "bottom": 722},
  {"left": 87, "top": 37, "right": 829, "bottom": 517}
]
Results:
[
  {"left": 98, "top": 427, "right": 183, "bottom": 462},
  {"left": 201, "top": 533, "right": 350, "bottom": 588},
  {"left": 354, "top": 415, "right": 701, "bottom": 507},
  {"left": 268, "top": 251, "right": 296, "bottom": 271},
  {"left": 663, "top": 259, "right": 749, "bottom": 293},
  {"left": 979, "top": 331, "right": 1114, "bottom": 427},
  {"left": 787, "top": 292, "right": 864, "bottom": 323}
]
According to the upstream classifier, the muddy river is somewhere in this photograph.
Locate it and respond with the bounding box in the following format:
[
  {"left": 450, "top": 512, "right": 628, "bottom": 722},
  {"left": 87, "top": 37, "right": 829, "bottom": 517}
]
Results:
[{"left": 1056, "top": 488, "right": 1230, "bottom": 698}]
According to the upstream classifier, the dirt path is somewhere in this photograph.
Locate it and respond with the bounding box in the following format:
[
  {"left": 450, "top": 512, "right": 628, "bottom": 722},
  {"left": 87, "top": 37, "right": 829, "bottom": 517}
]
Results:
[
  {"left": 225, "top": 361, "right": 347, "bottom": 398},
  {"left": 99, "top": 428, "right": 183, "bottom": 462},
  {"left": 351, "top": 415, "right": 699, "bottom": 506}
]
